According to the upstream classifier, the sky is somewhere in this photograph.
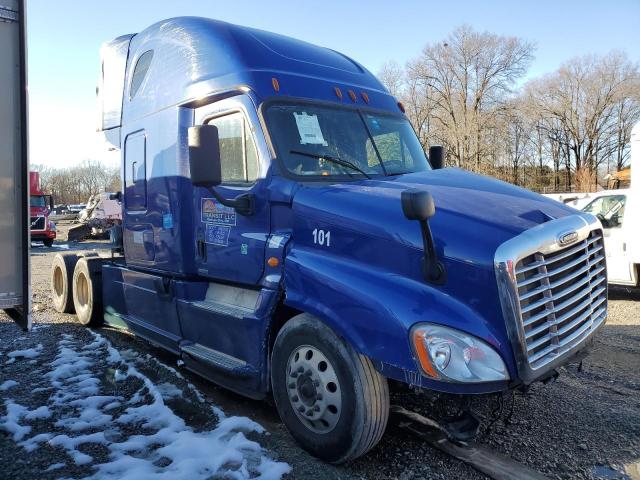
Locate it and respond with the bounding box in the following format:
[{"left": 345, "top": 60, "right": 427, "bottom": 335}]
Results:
[{"left": 26, "top": 0, "right": 640, "bottom": 169}]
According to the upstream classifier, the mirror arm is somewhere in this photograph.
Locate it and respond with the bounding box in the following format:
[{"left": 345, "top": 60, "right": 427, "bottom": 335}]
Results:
[
  {"left": 206, "top": 187, "right": 255, "bottom": 216},
  {"left": 418, "top": 220, "right": 446, "bottom": 284}
]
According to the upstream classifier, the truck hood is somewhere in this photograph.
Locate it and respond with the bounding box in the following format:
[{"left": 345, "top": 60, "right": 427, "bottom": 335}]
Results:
[
  {"left": 289, "top": 168, "right": 580, "bottom": 352},
  {"left": 292, "top": 168, "right": 577, "bottom": 265}
]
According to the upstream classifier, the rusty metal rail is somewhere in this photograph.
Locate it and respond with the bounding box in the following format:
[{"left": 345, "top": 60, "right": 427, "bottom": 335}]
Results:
[{"left": 391, "top": 405, "right": 549, "bottom": 480}]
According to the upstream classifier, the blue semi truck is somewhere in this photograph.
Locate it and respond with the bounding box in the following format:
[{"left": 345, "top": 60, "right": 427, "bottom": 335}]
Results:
[{"left": 50, "top": 17, "right": 608, "bottom": 463}]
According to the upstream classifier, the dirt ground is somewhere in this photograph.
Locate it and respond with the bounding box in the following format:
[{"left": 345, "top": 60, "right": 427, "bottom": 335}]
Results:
[{"left": 1, "top": 236, "right": 639, "bottom": 479}]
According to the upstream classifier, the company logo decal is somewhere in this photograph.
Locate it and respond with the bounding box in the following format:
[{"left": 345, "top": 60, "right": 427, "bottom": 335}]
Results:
[
  {"left": 201, "top": 198, "right": 236, "bottom": 226},
  {"left": 558, "top": 230, "right": 579, "bottom": 246}
]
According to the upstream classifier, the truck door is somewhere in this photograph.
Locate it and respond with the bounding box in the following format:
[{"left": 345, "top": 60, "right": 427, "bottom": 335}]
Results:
[
  {"left": 193, "top": 96, "right": 270, "bottom": 285},
  {"left": 584, "top": 194, "right": 633, "bottom": 285}
]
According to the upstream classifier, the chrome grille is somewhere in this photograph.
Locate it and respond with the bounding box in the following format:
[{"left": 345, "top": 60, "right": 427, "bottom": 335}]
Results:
[
  {"left": 30, "top": 216, "right": 45, "bottom": 230},
  {"left": 514, "top": 229, "right": 607, "bottom": 369}
]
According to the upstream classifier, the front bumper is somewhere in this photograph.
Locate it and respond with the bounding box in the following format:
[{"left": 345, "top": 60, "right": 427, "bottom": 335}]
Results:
[{"left": 31, "top": 229, "right": 56, "bottom": 240}]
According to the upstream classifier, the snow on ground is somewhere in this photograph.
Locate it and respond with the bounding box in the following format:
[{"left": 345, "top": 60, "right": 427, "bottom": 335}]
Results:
[
  {"left": 5, "top": 343, "right": 43, "bottom": 364},
  {"left": 0, "top": 380, "right": 18, "bottom": 391},
  {"left": 0, "top": 331, "right": 290, "bottom": 479}
]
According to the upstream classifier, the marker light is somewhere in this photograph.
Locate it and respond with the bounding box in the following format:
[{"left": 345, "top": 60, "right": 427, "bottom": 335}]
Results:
[
  {"left": 272, "top": 77, "right": 280, "bottom": 92},
  {"left": 411, "top": 324, "right": 509, "bottom": 383},
  {"left": 348, "top": 90, "right": 357, "bottom": 102},
  {"left": 267, "top": 257, "right": 279, "bottom": 267},
  {"left": 397, "top": 101, "right": 406, "bottom": 113},
  {"left": 334, "top": 87, "right": 343, "bottom": 101},
  {"left": 360, "top": 92, "right": 370, "bottom": 103}
]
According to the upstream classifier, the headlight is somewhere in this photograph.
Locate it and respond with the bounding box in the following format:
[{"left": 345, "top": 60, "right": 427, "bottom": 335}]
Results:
[{"left": 411, "top": 324, "right": 509, "bottom": 383}]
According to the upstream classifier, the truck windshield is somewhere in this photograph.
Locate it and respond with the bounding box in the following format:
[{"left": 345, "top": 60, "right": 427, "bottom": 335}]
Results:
[
  {"left": 30, "top": 196, "right": 46, "bottom": 207},
  {"left": 264, "top": 102, "right": 430, "bottom": 179}
]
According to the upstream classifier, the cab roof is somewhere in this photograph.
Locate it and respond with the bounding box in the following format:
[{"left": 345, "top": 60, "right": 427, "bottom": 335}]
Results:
[{"left": 102, "top": 17, "right": 397, "bottom": 126}]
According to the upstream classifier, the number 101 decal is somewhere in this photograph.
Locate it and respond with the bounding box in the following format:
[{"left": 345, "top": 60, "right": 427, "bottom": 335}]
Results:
[{"left": 312, "top": 228, "right": 331, "bottom": 246}]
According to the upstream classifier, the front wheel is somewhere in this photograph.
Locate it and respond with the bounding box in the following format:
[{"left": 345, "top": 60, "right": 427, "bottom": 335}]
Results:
[
  {"left": 271, "top": 314, "right": 389, "bottom": 464},
  {"left": 43, "top": 238, "right": 54, "bottom": 247}
]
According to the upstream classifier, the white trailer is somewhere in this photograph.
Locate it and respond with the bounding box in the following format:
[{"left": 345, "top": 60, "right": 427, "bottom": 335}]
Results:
[{"left": 0, "top": 0, "right": 30, "bottom": 329}]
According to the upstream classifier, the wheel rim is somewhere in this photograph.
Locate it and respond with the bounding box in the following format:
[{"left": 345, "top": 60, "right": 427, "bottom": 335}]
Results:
[
  {"left": 53, "top": 266, "right": 64, "bottom": 297},
  {"left": 77, "top": 272, "right": 89, "bottom": 308},
  {"left": 286, "top": 345, "right": 342, "bottom": 434}
]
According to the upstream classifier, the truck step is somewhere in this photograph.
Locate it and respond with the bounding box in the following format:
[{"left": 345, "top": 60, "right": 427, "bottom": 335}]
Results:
[
  {"left": 180, "top": 343, "right": 253, "bottom": 378},
  {"left": 190, "top": 300, "right": 253, "bottom": 320}
]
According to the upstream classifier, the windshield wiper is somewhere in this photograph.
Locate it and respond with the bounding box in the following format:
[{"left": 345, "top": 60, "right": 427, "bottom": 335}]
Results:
[{"left": 290, "top": 150, "right": 371, "bottom": 179}]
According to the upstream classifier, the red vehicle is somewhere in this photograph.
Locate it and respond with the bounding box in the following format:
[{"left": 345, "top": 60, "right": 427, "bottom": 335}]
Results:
[{"left": 29, "top": 171, "right": 56, "bottom": 246}]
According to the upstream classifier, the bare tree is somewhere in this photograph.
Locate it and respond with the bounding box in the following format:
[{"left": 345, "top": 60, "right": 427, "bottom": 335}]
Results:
[
  {"left": 525, "top": 52, "right": 640, "bottom": 189},
  {"left": 382, "top": 31, "right": 640, "bottom": 193},
  {"left": 33, "top": 160, "right": 120, "bottom": 205},
  {"left": 407, "top": 25, "right": 534, "bottom": 171}
]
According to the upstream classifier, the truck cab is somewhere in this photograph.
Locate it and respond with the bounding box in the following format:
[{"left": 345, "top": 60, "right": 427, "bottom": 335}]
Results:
[
  {"left": 29, "top": 171, "right": 55, "bottom": 246},
  {"left": 53, "top": 17, "right": 607, "bottom": 462}
]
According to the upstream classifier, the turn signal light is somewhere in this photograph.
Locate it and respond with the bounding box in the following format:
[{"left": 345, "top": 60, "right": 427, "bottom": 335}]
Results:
[
  {"left": 412, "top": 329, "right": 439, "bottom": 378},
  {"left": 268, "top": 257, "right": 279, "bottom": 267}
]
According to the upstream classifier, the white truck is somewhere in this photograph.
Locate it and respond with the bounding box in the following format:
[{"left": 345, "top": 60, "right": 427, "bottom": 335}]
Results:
[
  {"left": 546, "top": 123, "right": 639, "bottom": 287},
  {"left": 581, "top": 126, "right": 639, "bottom": 287}
]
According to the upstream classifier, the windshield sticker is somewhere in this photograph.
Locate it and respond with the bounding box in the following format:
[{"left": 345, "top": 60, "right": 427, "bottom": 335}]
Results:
[
  {"left": 205, "top": 224, "right": 231, "bottom": 246},
  {"left": 294, "top": 112, "right": 328, "bottom": 146},
  {"left": 202, "top": 198, "right": 237, "bottom": 226}
]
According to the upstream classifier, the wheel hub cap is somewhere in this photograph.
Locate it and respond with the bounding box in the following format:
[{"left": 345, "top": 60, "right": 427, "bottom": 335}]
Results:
[{"left": 286, "top": 345, "right": 342, "bottom": 434}]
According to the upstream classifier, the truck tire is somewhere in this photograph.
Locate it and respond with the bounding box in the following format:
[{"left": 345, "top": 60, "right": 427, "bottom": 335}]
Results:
[
  {"left": 43, "top": 238, "right": 54, "bottom": 247},
  {"left": 51, "top": 253, "right": 79, "bottom": 313},
  {"left": 72, "top": 257, "right": 104, "bottom": 327},
  {"left": 271, "top": 313, "right": 389, "bottom": 463}
]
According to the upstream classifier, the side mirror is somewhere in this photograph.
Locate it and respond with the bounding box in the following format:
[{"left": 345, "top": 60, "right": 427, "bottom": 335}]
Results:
[
  {"left": 47, "top": 195, "right": 54, "bottom": 210},
  {"left": 401, "top": 188, "right": 445, "bottom": 284},
  {"left": 401, "top": 189, "right": 435, "bottom": 221},
  {"left": 188, "top": 125, "right": 221, "bottom": 187},
  {"left": 428, "top": 145, "right": 444, "bottom": 170}
]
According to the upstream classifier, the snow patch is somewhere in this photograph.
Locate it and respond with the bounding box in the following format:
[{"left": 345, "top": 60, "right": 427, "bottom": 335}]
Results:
[
  {"left": 0, "top": 380, "right": 18, "bottom": 391},
  {"left": 156, "top": 382, "right": 183, "bottom": 400},
  {"left": 7, "top": 343, "right": 43, "bottom": 359},
  {"left": 45, "top": 462, "right": 65, "bottom": 471},
  {"left": 0, "top": 331, "right": 290, "bottom": 479}
]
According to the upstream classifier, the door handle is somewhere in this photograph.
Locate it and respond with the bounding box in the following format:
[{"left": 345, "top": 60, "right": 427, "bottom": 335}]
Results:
[
  {"left": 197, "top": 240, "right": 207, "bottom": 261},
  {"left": 153, "top": 277, "right": 173, "bottom": 300}
]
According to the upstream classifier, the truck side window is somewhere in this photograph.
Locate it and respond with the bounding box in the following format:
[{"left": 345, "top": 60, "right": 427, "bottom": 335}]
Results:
[
  {"left": 582, "top": 195, "right": 626, "bottom": 229},
  {"left": 129, "top": 50, "right": 153, "bottom": 100},
  {"left": 207, "top": 112, "right": 258, "bottom": 184},
  {"left": 124, "top": 132, "right": 147, "bottom": 211}
]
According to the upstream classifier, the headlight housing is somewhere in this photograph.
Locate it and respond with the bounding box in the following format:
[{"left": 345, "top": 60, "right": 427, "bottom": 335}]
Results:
[{"left": 411, "top": 324, "right": 509, "bottom": 383}]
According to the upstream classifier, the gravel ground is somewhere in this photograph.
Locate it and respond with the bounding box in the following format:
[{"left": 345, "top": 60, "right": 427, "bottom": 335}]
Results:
[{"left": 1, "top": 236, "right": 639, "bottom": 479}]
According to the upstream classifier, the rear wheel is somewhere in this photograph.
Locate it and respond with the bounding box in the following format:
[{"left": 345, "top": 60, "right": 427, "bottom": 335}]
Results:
[
  {"left": 51, "top": 253, "right": 79, "bottom": 313},
  {"left": 271, "top": 314, "right": 389, "bottom": 463},
  {"left": 72, "top": 257, "right": 104, "bottom": 327}
]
